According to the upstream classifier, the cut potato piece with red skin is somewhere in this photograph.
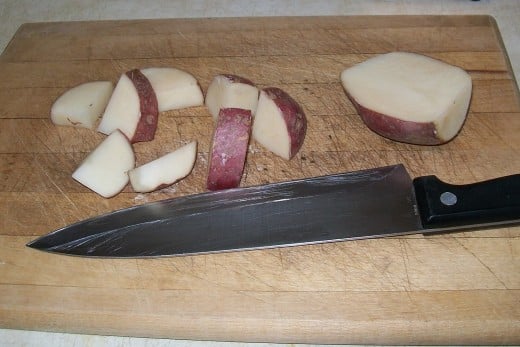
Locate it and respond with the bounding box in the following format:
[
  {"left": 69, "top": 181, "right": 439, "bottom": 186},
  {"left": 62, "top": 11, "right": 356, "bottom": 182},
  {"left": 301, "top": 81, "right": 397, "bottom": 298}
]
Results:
[
  {"left": 140, "top": 67, "right": 204, "bottom": 112},
  {"left": 205, "top": 74, "right": 259, "bottom": 121},
  {"left": 207, "top": 108, "right": 252, "bottom": 191},
  {"left": 129, "top": 141, "right": 197, "bottom": 193},
  {"left": 97, "top": 73, "right": 140, "bottom": 138},
  {"left": 97, "top": 70, "right": 159, "bottom": 143},
  {"left": 341, "top": 52, "right": 472, "bottom": 145},
  {"left": 125, "top": 69, "right": 159, "bottom": 143},
  {"left": 51, "top": 81, "right": 113, "bottom": 129},
  {"left": 252, "top": 87, "right": 307, "bottom": 160},
  {"left": 72, "top": 130, "right": 135, "bottom": 198}
]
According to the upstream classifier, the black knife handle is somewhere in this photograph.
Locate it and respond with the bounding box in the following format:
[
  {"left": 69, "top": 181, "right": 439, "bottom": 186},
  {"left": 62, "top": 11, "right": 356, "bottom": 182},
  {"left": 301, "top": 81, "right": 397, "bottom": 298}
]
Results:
[{"left": 413, "top": 173, "right": 520, "bottom": 229}]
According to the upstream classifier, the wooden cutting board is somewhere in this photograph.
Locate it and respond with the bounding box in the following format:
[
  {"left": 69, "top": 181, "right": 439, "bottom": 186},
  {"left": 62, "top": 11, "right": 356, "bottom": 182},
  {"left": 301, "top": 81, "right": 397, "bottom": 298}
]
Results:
[{"left": 0, "top": 15, "right": 519, "bottom": 345}]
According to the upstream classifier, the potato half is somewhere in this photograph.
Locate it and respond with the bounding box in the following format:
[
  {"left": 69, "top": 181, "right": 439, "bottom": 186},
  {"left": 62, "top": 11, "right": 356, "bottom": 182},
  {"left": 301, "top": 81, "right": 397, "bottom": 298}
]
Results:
[{"left": 341, "top": 52, "right": 472, "bottom": 145}]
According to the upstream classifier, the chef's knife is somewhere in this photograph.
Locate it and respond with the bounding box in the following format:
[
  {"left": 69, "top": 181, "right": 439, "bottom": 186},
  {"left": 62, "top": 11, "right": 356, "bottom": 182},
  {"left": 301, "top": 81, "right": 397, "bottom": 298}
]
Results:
[{"left": 27, "top": 164, "right": 520, "bottom": 258}]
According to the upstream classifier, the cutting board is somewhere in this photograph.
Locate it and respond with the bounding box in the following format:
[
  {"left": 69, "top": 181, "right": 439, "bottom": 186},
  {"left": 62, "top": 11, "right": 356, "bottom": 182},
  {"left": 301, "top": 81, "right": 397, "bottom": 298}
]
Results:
[{"left": 0, "top": 15, "right": 519, "bottom": 345}]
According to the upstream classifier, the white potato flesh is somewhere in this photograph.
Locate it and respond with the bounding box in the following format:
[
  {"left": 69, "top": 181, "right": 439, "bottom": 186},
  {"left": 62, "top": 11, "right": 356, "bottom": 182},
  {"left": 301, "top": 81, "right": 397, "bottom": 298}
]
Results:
[
  {"left": 72, "top": 130, "right": 135, "bottom": 198},
  {"left": 50, "top": 81, "right": 113, "bottom": 129},
  {"left": 252, "top": 91, "right": 291, "bottom": 160},
  {"left": 341, "top": 52, "right": 472, "bottom": 143},
  {"left": 97, "top": 74, "right": 140, "bottom": 138},
  {"left": 140, "top": 67, "right": 203, "bottom": 112},
  {"left": 205, "top": 74, "right": 259, "bottom": 120},
  {"left": 129, "top": 141, "right": 197, "bottom": 193}
]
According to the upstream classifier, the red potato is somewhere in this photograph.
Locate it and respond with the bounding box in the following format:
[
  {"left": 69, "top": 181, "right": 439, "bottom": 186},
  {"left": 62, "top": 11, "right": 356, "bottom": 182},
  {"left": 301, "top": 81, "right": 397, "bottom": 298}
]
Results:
[
  {"left": 50, "top": 81, "right": 113, "bottom": 129},
  {"left": 97, "top": 73, "right": 139, "bottom": 138},
  {"left": 207, "top": 108, "right": 252, "bottom": 191},
  {"left": 140, "top": 67, "right": 204, "bottom": 112},
  {"left": 341, "top": 52, "right": 472, "bottom": 145},
  {"left": 252, "top": 87, "right": 307, "bottom": 160},
  {"left": 205, "top": 74, "right": 259, "bottom": 120},
  {"left": 72, "top": 130, "right": 135, "bottom": 198},
  {"left": 129, "top": 141, "right": 197, "bottom": 193},
  {"left": 125, "top": 69, "right": 159, "bottom": 143},
  {"left": 97, "top": 70, "right": 159, "bottom": 143}
]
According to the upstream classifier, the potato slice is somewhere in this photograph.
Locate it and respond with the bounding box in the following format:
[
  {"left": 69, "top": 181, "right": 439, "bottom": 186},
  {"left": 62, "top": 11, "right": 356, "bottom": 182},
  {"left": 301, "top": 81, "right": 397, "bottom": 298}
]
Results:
[
  {"left": 125, "top": 69, "right": 159, "bottom": 143},
  {"left": 129, "top": 141, "right": 197, "bottom": 193},
  {"left": 252, "top": 87, "right": 307, "bottom": 160},
  {"left": 72, "top": 130, "right": 135, "bottom": 198},
  {"left": 205, "top": 74, "right": 259, "bottom": 121},
  {"left": 140, "top": 67, "right": 204, "bottom": 112},
  {"left": 207, "top": 108, "right": 252, "bottom": 190},
  {"left": 50, "top": 81, "right": 113, "bottom": 129},
  {"left": 97, "top": 70, "right": 159, "bottom": 143},
  {"left": 341, "top": 52, "right": 472, "bottom": 145}
]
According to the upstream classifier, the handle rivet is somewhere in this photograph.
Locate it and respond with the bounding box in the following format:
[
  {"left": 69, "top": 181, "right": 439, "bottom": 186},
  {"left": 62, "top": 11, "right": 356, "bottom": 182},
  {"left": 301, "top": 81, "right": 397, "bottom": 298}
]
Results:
[{"left": 440, "top": 191, "right": 457, "bottom": 206}]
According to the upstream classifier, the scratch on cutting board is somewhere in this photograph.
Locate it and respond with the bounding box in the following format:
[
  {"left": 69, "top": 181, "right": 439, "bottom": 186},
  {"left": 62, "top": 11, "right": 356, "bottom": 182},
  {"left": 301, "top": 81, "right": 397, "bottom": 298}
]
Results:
[
  {"left": 277, "top": 248, "right": 285, "bottom": 270},
  {"left": 399, "top": 239, "right": 413, "bottom": 291},
  {"left": 37, "top": 156, "right": 80, "bottom": 216},
  {"left": 135, "top": 259, "right": 143, "bottom": 276},
  {"left": 236, "top": 289, "right": 270, "bottom": 306},
  {"left": 177, "top": 30, "right": 187, "bottom": 40},
  {"left": 166, "top": 257, "right": 229, "bottom": 291},
  {"left": 240, "top": 267, "right": 277, "bottom": 291},
  {"left": 454, "top": 238, "right": 509, "bottom": 289},
  {"left": 507, "top": 232, "right": 516, "bottom": 260},
  {"left": 361, "top": 242, "right": 406, "bottom": 291},
  {"left": 396, "top": 240, "right": 425, "bottom": 318}
]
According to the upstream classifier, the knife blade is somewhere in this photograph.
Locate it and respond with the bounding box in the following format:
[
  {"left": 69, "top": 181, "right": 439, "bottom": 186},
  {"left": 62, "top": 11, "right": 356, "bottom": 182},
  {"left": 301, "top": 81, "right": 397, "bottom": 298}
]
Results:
[{"left": 27, "top": 164, "right": 520, "bottom": 258}]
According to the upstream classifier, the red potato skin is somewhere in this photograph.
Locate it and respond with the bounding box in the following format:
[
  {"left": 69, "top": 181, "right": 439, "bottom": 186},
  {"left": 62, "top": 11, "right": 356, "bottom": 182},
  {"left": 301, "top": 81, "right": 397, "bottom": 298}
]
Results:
[
  {"left": 125, "top": 69, "right": 159, "bottom": 143},
  {"left": 346, "top": 92, "right": 444, "bottom": 145},
  {"left": 221, "top": 74, "right": 256, "bottom": 86},
  {"left": 263, "top": 87, "right": 307, "bottom": 158},
  {"left": 207, "top": 108, "right": 252, "bottom": 191}
]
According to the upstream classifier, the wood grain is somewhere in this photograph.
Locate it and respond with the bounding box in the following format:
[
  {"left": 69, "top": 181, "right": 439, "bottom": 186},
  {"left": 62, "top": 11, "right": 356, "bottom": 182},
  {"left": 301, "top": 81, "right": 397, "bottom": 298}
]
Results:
[{"left": 0, "top": 15, "right": 519, "bottom": 344}]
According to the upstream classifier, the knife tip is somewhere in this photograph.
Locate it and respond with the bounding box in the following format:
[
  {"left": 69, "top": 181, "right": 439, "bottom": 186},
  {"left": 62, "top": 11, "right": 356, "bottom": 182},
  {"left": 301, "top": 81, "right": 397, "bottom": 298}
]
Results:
[{"left": 26, "top": 237, "right": 45, "bottom": 250}]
